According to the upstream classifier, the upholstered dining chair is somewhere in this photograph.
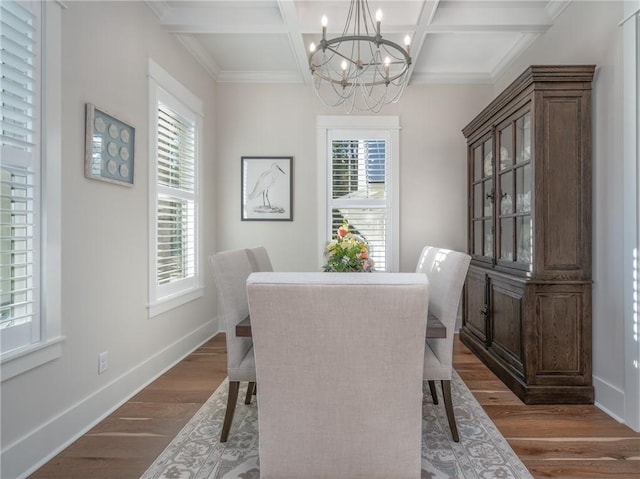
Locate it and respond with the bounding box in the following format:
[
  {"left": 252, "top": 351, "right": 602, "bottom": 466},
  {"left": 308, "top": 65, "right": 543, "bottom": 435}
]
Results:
[
  {"left": 416, "top": 246, "right": 471, "bottom": 443},
  {"left": 247, "top": 272, "right": 428, "bottom": 479},
  {"left": 209, "top": 249, "right": 257, "bottom": 443},
  {"left": 243, "top": 246, "right": 273, "bottom": 399},
  {"left": 246, "top": 246, "right": 273, "bottom": 273}
]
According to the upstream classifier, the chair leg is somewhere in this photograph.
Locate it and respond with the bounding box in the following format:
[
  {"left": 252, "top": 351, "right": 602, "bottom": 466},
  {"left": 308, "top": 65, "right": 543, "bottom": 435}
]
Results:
[
  {"left": 245, "top": 381, "right": 255, "bottom": 404},
  {"left": 220, "top": 381, "right": 240, "bottom": 443},
  {"left": 428, "top": 380, "right": 439, "bottom": 404},
  {"left": 441, "top": 380, "right": 459, "bottom": 442}
]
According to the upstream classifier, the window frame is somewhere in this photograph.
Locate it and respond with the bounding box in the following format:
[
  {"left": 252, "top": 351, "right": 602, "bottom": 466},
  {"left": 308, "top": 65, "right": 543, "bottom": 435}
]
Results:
[
  {"left": 147, "top": 59, "right": 203, "bottom": 318},
  {"left": 621, "top": 1, "right": 640, "bottom": 431},
  {"left": 0, "top": 0, "right": 64, "bottom": 381},
  {"left": 317, "top": 116, "right": 400, "bottom": 271}
]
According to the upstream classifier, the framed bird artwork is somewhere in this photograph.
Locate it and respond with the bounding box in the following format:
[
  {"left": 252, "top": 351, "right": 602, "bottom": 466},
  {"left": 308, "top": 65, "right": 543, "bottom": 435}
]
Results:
[{"left": 241, "top": 156, "right": 293, "bottom": 221}]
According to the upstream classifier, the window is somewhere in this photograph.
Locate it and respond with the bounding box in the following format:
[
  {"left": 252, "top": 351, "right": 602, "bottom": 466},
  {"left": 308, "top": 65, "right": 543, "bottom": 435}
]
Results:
[
  {"left": 317, "top": 116, "right": 399, "bottom": 271},
  {"left": 148, "top": 60, "right": 203, "bottom": 317},
  {"left": 1, "top": 0, "right": 41, "bottom": 352},
  {"left": 1, "top": 0, "right": 63, "bottom": 379}
]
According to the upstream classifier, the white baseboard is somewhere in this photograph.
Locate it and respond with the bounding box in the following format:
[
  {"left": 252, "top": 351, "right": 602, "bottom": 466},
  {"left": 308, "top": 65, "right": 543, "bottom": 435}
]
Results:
[
  {"left": 3, "top": 318, "right": 219, "bottom": 479},
  {"left": 593, "top": 374, "right": 626, "bottom": 424}
]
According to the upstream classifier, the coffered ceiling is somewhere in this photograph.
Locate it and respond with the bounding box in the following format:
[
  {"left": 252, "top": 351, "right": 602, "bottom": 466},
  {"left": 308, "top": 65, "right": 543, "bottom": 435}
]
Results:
[{"left": 146, "top": 0, "right": 571, "bottom": 84}]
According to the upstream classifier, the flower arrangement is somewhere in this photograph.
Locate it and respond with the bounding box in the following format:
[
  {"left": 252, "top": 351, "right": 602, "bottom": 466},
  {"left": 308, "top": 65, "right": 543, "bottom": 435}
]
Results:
[{"left": 323, "top": 220, "right": 374, "bottom": 272}]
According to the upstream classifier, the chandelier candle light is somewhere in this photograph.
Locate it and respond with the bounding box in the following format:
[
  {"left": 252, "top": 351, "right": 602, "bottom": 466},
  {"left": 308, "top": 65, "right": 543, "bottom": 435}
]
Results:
[{"left": 308, "top": 0, "right": 412, "bottom": 113}]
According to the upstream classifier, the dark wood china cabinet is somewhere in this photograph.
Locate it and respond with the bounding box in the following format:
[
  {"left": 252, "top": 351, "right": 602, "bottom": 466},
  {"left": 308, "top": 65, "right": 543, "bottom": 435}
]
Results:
[{"left": 460, "top": 65, "right": 596, "bottom": 404}]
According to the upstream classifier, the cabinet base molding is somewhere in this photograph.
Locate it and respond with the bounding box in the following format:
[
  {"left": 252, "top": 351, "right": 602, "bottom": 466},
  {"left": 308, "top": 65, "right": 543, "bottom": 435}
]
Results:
[{"left": 460, "top": 328, "right": 594, "bottom": 404}]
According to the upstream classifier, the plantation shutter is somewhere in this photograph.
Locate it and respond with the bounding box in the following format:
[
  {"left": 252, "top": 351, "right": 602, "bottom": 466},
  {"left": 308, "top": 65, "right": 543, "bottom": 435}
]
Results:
[
  {"left": 155, "top": 102, "right": 196, "bottom": 287},
  {"left": 0, "top": 0, "right": 41, "bottom": 351},
  {"left": 330, "top": 138, "right": 389, "bottom": 271}
]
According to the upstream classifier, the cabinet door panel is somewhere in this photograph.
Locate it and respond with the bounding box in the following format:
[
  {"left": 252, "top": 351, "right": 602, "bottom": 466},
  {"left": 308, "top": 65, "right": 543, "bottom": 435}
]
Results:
[
  {"left": 490, "top": 279, "right": 524, "bottom": 374},
  {"left": 464, "top": 268, "right": 488, "bottom": 343},
  {"left": 534, "top": 288, "right": 590, "bottom": 383}
]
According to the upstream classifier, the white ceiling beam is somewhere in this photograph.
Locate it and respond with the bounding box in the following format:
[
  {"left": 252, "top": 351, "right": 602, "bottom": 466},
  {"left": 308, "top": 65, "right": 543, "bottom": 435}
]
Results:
[
  {"left": 431, "top": 6, "right": 553, "bottom": 28},
  {"left": 277, "top": 0, "right": 313, "bottom": 85},
  {"left": 162, "top": 24, "right": 289, "bottom": 34},
  {"left": 424, "top": 23, "right": 549, "bottom": 33},
  {"left": 546, "top": 0, "right": 571, "bottom": 20},
  {"left": 145, "top": 0, "right": 170, "bottom": 20},
  {"left": 423, "top": 0, "right": 441, "bottom": 25},
  {"left": 160, "top": 5, "right": 284, "bottom": 25},
  {"left": 406, "top": 0, "right": 440, "bottom": 84},
  {"left": 156, "top": 3, "right": 286, "bottom": 33}
]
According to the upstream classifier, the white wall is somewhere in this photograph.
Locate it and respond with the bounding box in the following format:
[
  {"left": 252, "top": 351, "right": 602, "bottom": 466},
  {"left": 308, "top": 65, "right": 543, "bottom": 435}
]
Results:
[
  {"left": 492, "top": 1, "right": 632, "bottom": 426},
  {"left": 214, "top": 83, "right": 492, "bottom": 273},
  {"left": 1, "top": 3, "right": 219, "bottom": 477}
]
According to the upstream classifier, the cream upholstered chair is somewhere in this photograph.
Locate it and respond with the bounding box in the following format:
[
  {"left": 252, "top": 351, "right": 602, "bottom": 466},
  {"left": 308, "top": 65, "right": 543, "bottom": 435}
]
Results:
[
  {"left": 244, "top": 246, "right": 273, "bottom": 399},
  {"left": 209, "top": 249, "right": 256, "bottom": 443},
  {"left": 416, "top": 246, "right": 471, "bottom": 442},
  {"left": 246, "top": 246, "right": 273, "bottom": 273},
  {"left": 247, "top": 272, "right": 428, "bottom": 479}
]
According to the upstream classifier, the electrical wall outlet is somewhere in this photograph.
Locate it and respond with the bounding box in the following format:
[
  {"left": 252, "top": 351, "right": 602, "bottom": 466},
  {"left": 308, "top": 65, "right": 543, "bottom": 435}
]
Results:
[{"left": 98, "top": 351, "right": 108, "bottom": 374}]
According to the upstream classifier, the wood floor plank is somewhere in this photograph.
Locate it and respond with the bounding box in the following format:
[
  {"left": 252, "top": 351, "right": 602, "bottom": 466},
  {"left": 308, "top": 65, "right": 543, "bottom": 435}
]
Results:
[
  {"left": 483, "top": 405, "right": 639, "bottom": 438},
  {"left": 525, "top": 459, "right": 640, "bottom": 479},
  {"left": 28, "top": 457, "right": 151, "bottom": 479},
  {"left": 509, "top": 437, "right": 640, "bottom": 460},
  {"left": 466, "top": 390, "right": 524, "bottom": 406}
]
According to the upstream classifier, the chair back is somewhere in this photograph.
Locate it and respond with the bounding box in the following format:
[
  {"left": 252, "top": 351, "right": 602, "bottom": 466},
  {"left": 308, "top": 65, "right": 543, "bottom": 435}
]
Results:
[
  {"left": 246, "top": 246, "right": 273, "bottom": 272},
  {"left": 416, "top": 246, "right": 471, "bottom": 367},
  {"left": 209, "top": 249, "right": 254, "bottom": 381},
  {"left": 247, "top": 272, "right": 428, "bottom": 479}
]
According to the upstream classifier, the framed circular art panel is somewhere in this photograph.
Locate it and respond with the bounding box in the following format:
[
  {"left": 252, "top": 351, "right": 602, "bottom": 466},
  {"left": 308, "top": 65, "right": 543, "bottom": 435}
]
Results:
[{"left": 84, "top": 103, "right": 135, "bottom": 186}]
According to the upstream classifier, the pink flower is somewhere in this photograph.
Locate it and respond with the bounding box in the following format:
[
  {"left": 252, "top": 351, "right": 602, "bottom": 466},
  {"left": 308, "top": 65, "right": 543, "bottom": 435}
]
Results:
[{"left": 337, "top": 226, "right": 348, "bottom": 238}]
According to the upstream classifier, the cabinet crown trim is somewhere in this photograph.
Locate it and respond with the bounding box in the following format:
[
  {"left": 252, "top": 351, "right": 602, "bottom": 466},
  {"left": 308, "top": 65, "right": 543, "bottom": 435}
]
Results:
[{"left": 462, "top": 65, "right": 596, "bottom": 138}]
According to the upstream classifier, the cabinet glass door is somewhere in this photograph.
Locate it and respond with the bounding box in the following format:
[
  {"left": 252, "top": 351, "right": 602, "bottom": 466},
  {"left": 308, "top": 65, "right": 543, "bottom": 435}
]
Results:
[
  {"left": 497, "top": 110, "right": 532, "bottom": 270},
  {"left": 514, "top": 113, "right": 532, "bottom": 265},
  {"left": 470, "top": 137, "right": 494, "bottom": 261}
]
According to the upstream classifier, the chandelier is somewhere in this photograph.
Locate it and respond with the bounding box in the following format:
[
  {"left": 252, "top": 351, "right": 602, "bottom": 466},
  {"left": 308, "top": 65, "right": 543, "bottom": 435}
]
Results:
[{"left": 308, "top": 0, "right": 412, "bottom": 113}]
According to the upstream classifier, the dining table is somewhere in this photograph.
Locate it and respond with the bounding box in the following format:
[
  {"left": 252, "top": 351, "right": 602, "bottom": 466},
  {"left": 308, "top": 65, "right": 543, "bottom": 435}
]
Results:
[{"left": 235, "top": 311, "right": 447, "bottom": 338}]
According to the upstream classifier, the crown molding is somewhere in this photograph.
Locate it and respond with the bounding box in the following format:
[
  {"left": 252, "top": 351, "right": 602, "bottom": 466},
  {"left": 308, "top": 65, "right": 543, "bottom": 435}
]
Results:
[{"left": 175, "top": 34, "right": 221, "bottom": 81}]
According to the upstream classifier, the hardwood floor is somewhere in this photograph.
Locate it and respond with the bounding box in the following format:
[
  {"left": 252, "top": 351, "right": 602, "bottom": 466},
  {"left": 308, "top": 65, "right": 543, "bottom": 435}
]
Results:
[
  {"left": 29, "top": 334, "right": 639, "bottom": 478},
  {"left": 453, "top": 340, "right": 640, "bottom": 478}
]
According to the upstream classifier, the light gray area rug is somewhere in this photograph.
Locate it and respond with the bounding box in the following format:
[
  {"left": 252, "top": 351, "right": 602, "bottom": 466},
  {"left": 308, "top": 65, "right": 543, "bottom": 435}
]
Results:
[{"left": 141, "top": 372, "right": 533, "bottom": 479}]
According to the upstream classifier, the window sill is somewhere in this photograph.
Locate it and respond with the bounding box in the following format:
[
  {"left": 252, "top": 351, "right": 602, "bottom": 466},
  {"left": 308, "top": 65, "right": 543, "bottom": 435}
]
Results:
[
  {"left": 147, "top": 287, "right": 204, "bottom": 318},
  {"left": 0, "top": 336, "right": 65, "bottom": 382}
]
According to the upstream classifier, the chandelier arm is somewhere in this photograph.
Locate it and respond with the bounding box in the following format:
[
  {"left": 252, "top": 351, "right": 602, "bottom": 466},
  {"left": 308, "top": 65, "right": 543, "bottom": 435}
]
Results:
[{"left": 321, "top": 46, "right": 361, "bottom": 68}]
